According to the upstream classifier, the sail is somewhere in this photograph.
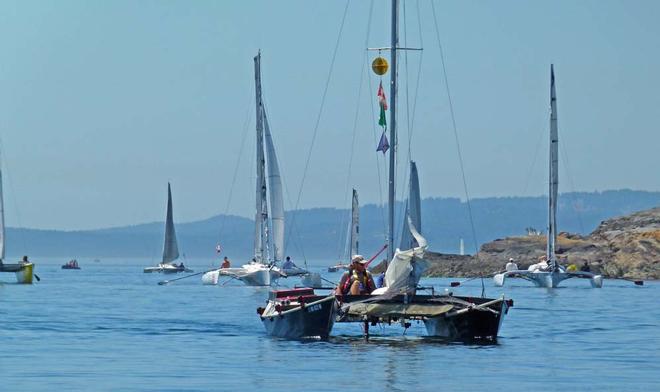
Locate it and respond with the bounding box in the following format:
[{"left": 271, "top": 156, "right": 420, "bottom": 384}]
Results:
[
  {"left": 399, "top": 161, "right": 421, "bottom": 250},
  {"left": 254, "top": 52, "right": 267, "bottom": 263},
  {"left": 0, "top": 163, "right": 5, "bottom": 261},
  {"left": 547, "top": 65, "right": 559, "bottom": 269},
  {"left": 162, "top": 183, "right": 179, "bottom": 264},
  {"left": 350, "top": 189, "right": 359, "bottom": 257},
  {"left": 263, "top": 113, "right": 284, "bottom": 263},
  {"left": 383, "top": 218, "right": 428, "bottom": 294}
]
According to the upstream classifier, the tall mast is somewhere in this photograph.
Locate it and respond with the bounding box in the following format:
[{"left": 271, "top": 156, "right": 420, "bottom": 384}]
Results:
[
  {"left": 548, "top": 64, "right": 559, "bottom": 269},
  {"left": 387, "top": 0, "right": 399, "bottom": 262},
  {"left": 254, "top": 51, "right": 267, "bottom": 263}
]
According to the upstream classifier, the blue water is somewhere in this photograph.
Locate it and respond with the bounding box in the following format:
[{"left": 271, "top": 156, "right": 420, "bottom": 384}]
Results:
[{"left": 1, "top": 259, "right": 659, "bottom": 391}]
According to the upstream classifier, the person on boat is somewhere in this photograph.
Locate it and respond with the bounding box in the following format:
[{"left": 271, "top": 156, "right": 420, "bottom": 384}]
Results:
[
  {"left": 282, "top": 256, "right": 296, "bottom": 270},
  {"left": 221, "top": 257, "right": 231, "bottom": 269},
  {"left": 178, "top": 262, "right": 185, "bottom": 271},
  {"left": 580, "top": 261, "right": 591, "bottom": 272},
  {"left": 505, "top": 257, "right": 518, "bottom": 272},
  {"left": 20, "top": 255, "right": 30, "bottom": 265},
  {"left": 336, "top": 255, "right": 376, "bottom": 296}
]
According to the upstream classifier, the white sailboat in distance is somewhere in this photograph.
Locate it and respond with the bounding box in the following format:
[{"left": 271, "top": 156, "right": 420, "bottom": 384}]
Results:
[
  {"left": 494, "top": 66, "right": 602, "bottom": 288},
  {"left": 144, "top": 183, "right": 190, "bottom": 274}
]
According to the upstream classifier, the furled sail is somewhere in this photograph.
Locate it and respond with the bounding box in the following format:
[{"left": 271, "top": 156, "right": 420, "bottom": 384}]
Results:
[
  {"left": 162, "top": 183, "right": 179, "bottom": 264},
  {"left": 399, "top": 161, "right": 421, "bottom": 251},
  {"left": 383, "top": 218, "right": 428, "bottom": 294},
  {"left": 263, "top": 113, "right": 284, "bottom": 263},
  {"left": 547, "top": 65, "right": 559, "bottom": 269}
]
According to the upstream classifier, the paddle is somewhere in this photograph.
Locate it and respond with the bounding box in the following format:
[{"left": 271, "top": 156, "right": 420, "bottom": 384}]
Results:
[
  {"left": 450, "top": 270, "right": 505, "bottom": 287},
  {"left": 158, "top": 269, "right": 215, "bottom": 285},
  {"left": 34, "top": 273, "right": 41, "bottom": 282}
]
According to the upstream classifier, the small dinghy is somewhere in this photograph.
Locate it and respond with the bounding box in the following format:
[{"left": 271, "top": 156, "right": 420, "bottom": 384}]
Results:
[
  {"left": 61, "top": 259, "right": 81, "bottom": 270},
  {"left": 258, "top": 288, "right": 337, "bottom": 340}
]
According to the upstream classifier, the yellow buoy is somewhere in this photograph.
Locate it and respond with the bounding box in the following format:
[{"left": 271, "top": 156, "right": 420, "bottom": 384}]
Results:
[{"left": 372, "top": 57, "right": 389, "bottom": 75}]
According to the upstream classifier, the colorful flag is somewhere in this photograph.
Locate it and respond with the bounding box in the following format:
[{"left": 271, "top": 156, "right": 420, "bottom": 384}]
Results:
[
  {"left": 376, "top": 131, "right": 389, "bottom": 154},
  {"left": 377, "top": 81, "right": 388, "bottom": 110},
  {"left": 378, "top": 104, "right": 387, "bottom": 127}
]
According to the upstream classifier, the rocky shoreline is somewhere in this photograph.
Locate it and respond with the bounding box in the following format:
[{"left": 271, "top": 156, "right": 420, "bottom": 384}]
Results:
[{"left": 372, "top": 207, "right": 660, "bottom": 280}]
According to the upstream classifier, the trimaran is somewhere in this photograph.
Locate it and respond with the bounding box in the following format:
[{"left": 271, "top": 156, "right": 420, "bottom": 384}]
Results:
[
  {"left": 203, "top": 52, "right": 305, "bottom": 286},
  {"left": 494, "top": 66, "right": 603, "bottom": 288},
  {"left": 258, "top": 0, "right": 511, "bottom": 341}
]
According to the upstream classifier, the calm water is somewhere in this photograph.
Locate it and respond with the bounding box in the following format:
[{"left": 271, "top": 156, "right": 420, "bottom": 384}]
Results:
[{"left": 1, "top": 259, "right": 659, "bottom": 391}]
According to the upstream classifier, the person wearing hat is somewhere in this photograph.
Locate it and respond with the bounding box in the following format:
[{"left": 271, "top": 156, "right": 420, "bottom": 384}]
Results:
[
  {"left": 505, "top": 257, "right": 518, "bottom": 272},
  {"left": 336, "top": 255, "right": 376, "bottom": 295}
]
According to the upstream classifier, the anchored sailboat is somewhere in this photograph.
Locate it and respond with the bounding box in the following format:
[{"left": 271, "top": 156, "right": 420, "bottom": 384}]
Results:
[
  {"left": 0, "top": 158, "right": 34, "bottom": 284},
  {"left": 260, "top": 0, "right": 511, "bottom": 342},
  {"left": 494, "top": 66, "right": 603, "bottom": 288},
  {"left": 144, "top": 183, "right": 190, "bottom": 274},
  {"left": 204, "top": 52, "right": 286, "bottom": 286}
]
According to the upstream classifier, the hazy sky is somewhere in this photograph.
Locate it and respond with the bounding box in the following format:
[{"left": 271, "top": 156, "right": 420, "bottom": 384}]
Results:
[{"left": 1, "top": 0, "right": 658, "bottom": 230}]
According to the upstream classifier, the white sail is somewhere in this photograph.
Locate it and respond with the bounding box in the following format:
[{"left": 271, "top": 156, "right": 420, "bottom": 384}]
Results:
[
  {"left": 547, "top": 65, "right": 559, "bottom": 270},
  {"left": 0, "top": 162, "right": 5, "bottom": 261},
  {"left": 254, "top": 52, "right": 267, "bottom": 263},
  {"left": 400, "top": 161, "right": 421, "bottom": 251},
  {"left": 350, "top": 189, "right": 359, "bottom": 257},
  {"left": 263, "top": 114, "right": 284, "bottom": 263},
  {"left": 162, "top": 183, "right": 179, "bottom": 264},
  {"left": 380, "top": 218, "right": 428, "bottom": 295}
]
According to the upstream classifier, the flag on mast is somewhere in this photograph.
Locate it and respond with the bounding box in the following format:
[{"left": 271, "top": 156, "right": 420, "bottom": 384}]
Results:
[
  {"left": 377, "top": 81, "right": 388, "bottom": 127},
  {"left": 376, "top": 131, "right": 389, "bottom": 154}
]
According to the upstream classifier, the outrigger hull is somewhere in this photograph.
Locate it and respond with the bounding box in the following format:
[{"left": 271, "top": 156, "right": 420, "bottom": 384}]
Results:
[
  {"left": 259, "top": 289, "right": 337, "bottom": 340},
  {"left": 423, "top": 296, "right": 508, "bottom": 342}
]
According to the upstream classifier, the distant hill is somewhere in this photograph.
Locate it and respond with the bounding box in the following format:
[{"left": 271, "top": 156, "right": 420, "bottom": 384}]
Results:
[{"left": 5, "top": 189, "right": 659, "bottom": 260}]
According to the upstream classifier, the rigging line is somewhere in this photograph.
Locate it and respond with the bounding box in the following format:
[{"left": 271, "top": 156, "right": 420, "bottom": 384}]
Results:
[
  {"left": 0, "top": 139, "right": 28, "bottom": 255},
  {"left": 218, "top": 95, "right": 253, "bottom": 244},
  {"left": 430, "top": 2, "right": 480, "bottom": 255},
  {"left": 559, "top": 139, "right": 585, "bottom": 233},
  {"left": 336, "top": 0, "right": 375, "bottom": 260},
  {"left": 286, "top": 0, "right": 351, "bottom": 253},
  {"left": 521, "top": 125, "right": 545, "bottom": 196},
  {"left": 363, "top": 3, "right": 387, "bottom": 240}
]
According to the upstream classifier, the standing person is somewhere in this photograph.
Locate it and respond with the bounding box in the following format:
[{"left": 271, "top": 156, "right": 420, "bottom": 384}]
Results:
[
  {"left": 221, "top": 257, "right": 231, "bottom": 269},
  {"left": 505, "top": 257, "right": 518, "bottom": 272},
  {"left": 336, "top": 255, "right": 376, "bottom": 295}
]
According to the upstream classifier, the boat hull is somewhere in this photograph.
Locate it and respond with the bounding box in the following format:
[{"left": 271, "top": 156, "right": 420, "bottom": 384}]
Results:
[
  {"left": 339, "top": 294, "right": 510, "bottom": 343},
  {"left": 240, "top": 268, "right": 271, "bottom": 286},
  {"left": 494, "top": 270, "right": 603, "bottom": 288},
  {"left": 15, "top": 263, "right": 34, "bottom": 284},
  {"left": 260, "top": 296, "right": 337, "bottom": 340},
  {"left": 423, "top": 297, "right": 508, "bottom": 342}
]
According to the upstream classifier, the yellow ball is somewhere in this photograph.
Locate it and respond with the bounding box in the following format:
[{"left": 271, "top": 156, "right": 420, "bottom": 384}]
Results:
[{"left": 372, "top": 57, "right": 389, "bottom": 75}]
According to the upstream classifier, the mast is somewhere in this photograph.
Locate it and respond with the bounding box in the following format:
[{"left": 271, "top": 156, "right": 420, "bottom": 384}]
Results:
[
  {"left": 387, "top": 0, "right": 399, "bottom": 262},
  {"left": 548, "top": 64, "right": 559, "bottom": 270},
  {"left": 254, "top": 52, "right": 267, "bottom": 263}
]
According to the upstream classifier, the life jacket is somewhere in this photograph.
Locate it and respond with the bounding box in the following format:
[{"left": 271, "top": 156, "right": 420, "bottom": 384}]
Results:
[{"left": 341, "top": 270, "right": 373, "bottom": 295}]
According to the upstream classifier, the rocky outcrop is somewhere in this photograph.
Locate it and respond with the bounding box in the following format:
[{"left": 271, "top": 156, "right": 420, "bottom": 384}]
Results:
[{"left": 385, "top": 207, "right": 660, "bottom": 279}]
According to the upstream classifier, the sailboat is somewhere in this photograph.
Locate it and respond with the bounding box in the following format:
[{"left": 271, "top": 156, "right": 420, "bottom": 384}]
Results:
[
  {"left": 203, "top": 52, "right": 285, "bottom": 287},
  {"left": 0, "top": 159, "right": 34, "bottom": 284},
  {"left": 494, "top": 66, "right": 603, "bottom": 288},
  {"left": 327, "top": 189, "right": 359, "bottom": 273},
  {"left": 143, "top": 183, "right": 190, "bottom": 274},
  {"left": 259, "top": 0, "right": 511, "bottom": 342}
]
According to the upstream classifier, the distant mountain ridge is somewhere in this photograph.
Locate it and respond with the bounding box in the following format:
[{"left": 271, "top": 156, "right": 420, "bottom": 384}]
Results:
[{"left": 5, "top": 189, "right": 659, "bottom": 260}]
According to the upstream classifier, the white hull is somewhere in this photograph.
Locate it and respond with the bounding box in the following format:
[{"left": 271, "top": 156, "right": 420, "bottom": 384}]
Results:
[
  {"left": 201, "top": 270, "right": 219, "bottom": 285},
  {"left": 143, "top": 263, "right": 188, "bottom": 274},
  {"left": 209, "top": 263, "right": 280, "bottom": 286},
  {"left": 494, "top": 270, "right": 603, "bottom": 288}
]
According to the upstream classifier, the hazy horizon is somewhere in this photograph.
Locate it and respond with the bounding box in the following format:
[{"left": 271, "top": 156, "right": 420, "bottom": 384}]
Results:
[{"left": 1, "top": 1, "right": 658, "bottom": 230}]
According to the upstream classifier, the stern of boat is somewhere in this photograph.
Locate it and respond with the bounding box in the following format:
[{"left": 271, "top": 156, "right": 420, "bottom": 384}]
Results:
[{"left": 15, "top": 263, "right": 34, "bottom": 284}]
